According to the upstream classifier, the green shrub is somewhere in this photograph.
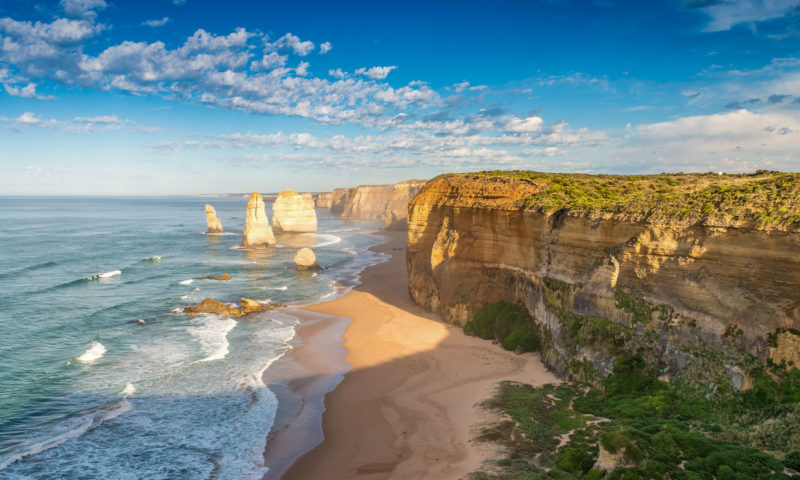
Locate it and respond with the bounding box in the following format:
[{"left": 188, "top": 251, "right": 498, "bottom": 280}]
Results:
[
  {"left": 464, "top": 302, "right": 541, "bottom": 353},
  {"left": 784, "top": 450, "right": 800, "bottom": 472},
  {"left": 554, "top": 446, "right": 595, "bottom": 474}
]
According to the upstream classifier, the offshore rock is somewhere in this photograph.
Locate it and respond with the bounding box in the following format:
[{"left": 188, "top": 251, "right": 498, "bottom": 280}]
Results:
[
  {"left": 185, "top": 298, "right": 240, "bottom": 317},
  {"left": 203, "top": 273, "right": 231, "bottom": 281},
  {"left": 242, "top": 192, "right": 276, "bottom": 248},
  {"left": 272, "top": 190, "right": 317, "bottom": 233},
  {"left": 294, "top": 247, "right": 321, "bottom": 271},
  {"left": 382, "top": 179, "right": 427, "bottom": 230},
  {"left": 205, "top": 204, "right": 223, "bottom": 233},
  {"left": 240, "top": 298, "right": 266, "bottom": 315}
]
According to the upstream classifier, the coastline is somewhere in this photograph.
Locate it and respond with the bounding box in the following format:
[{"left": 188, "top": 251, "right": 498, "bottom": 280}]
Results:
[{"left": 265, "top": 230, "right": 559, "bottom": 479}]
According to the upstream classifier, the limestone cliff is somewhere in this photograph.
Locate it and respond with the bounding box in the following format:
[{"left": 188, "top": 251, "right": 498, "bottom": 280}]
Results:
[
  {"left": 272, "top": 190, "right": 317, "bottom": 233},
  {"left": 242, "top": 192, "right": 276, "bottom": 248},
  {"left": 382, "top": 180, "right": 428, "bottom": 230},
  {"left": 205, "top": 204, "right": 223, "bottom": 233},
  {"left": 340, "top": 185, "right": 394, "bottom": 219},
  {"left": 330, "top": 188, "right": 355, "bottom": 216},
  {"left": 315, "top": 192, "right": 333, "bottom": 209},
  {"left": 407, "top": 172, "right": 800, "bottom": 389}
]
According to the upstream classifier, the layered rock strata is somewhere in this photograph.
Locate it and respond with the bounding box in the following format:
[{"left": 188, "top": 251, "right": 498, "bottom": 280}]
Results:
[
  {"left": 382, "top": 179, "right": 427, "bottom": 230},
  {"left": 272, "top": 190, "right": 317, "bottom": 233},
  {"left": 407, "top": 173, "right": 800, "bottom": 389},
  {"left": 315, "top": 192, "right": 333, "bottom": 209},
  {"left": 242, "top": 192, "right": 276, "bottom": 247},
  {"left": 205, "top": 204, "right": 223, "bottom": 233}
]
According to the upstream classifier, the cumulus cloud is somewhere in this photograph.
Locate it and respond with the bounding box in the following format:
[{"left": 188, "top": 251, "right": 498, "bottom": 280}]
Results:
[
  {"left": 319, "top": 41, "right": 332, "bottom": 54},
  {"left": 60, "top": 0, "right": 106, "bottom": 20},
  {"left": 355, "top": 66, "right": 397, "bottom": 80},
  {"left": 142, "top": 17, "right": 170, "bottom": 27},
  {"left": 2, "top": 112, "right": 157, "bottom": 133},
  {"left": 275, "top": 33, "right": 314, "bottom": 56}
]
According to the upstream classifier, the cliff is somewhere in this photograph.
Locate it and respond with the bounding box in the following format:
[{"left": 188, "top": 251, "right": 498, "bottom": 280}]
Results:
[
  {"left": 272, "top": 190, "right": 317, "bottom": 233},
  {"left": 315, "top": 192, "right": 333, "bottom": 209},
  {"left": 242, "top": 192, "right": 276, "bottom": 247},
  {"left": 407, "top": 172, "right": 800, "bottom": 389},
  {"left": 329, "top": 188, "right": 355, "bottom": 216},
  {"left": 205, "top": 204, "right": 223, "bottom": 233},
  {"left": 382, "top": 180, "right": 428, "bottom": 230}
]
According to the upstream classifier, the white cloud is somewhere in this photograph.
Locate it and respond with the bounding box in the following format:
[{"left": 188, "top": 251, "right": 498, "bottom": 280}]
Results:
[
  {"left": 2, "top": 112, "right": 157, "bottom": 133},
  {"left": 17, "top": 112, "right": 42, "bottom": 124},
  {"left": 3, "top": 82, "right": 53, "bottom": 99},
  {"left": 687, "top": 0, "right": 800, "bottom": 32},
  {"left": 319, "top": 41, "right": 332, "bottom": 54},
  {"left": 295, "top": 61, "right": 309, "bottom": 76},
  {"left": 275, "top": 33, "right": 314, "bottom": 56},
  {"left": 250, "top": 51, "right": 286, "bottom": 71},
  {"left": 355, "top": 66, "right": 397, "bottom": 80},
  {"left": 142, "top": 17, "right": 170, "bottom": 27},
  {"left": 60, "top": 0, "right": 106, "bottom": 19}
]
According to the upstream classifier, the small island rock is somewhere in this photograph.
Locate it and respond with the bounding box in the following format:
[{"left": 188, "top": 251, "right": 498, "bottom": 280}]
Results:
[
  {"left": 240, "top": 298, "right": 266, "bottom": 315},
  {"left": 294, "top": 247, "right": 321, "bottom": 271},
  {"left": 205, "top": 204, "right": 223, "bottom": 233},
  {"left": 242, "top": 192, "right": 276, "bottom": 248},
  {"left": 185, "top": 298, "right": 240, "bottom": 317}
]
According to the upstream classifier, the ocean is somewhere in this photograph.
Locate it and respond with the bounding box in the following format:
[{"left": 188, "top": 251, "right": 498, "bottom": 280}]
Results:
[{"left": 0, "top": 196, "right": 384, "bottom": 479}]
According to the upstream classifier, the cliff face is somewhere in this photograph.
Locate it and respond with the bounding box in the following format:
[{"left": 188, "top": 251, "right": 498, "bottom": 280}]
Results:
[
  {"left": 315, "top": 192, "right": 333, "bottom": 209},
  {"left": 407, "top": 174, "right": 800, "bottom": 388},
  {"left": 330, "top": 188, "right": 355, "bottom": 216},
  {"left": 272, "top": 190, "right": 317, "bottom": 233},
  {"left": 382, "top": 180, "right": 428, "bottom": 230},
  {"left": 336, "top": 185, "right": 394, "bottom": 220}
]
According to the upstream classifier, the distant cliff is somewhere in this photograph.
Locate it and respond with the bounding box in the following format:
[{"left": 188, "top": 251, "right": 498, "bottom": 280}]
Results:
[
  {"left": 321, "top": 180, "right": 427, "bottom": 226},
  {"left": 407, "top": 172, "right": 800, "bottom": 389}
]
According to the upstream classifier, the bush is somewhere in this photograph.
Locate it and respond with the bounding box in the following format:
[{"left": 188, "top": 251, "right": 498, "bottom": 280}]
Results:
[
  {"left": 785, "top": 450, "right": 800, "bottom": 471},
  {"left": 464, "top": 302, "right": 541, "bottom": 353}
]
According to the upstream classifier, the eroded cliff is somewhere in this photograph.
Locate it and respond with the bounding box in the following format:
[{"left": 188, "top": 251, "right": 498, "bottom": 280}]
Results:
[
  {"left": 272, "top": 190, "right": 317, "bottom": 233},
  {"left": 407, "top": 172, "right": 800, "bottom": 389},
  {"left": 383, "top": 180, "right": 428, "bottom": 230}
]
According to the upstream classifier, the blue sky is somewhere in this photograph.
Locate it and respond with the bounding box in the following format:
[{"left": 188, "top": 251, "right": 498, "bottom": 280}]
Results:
[{"left": 2, "top": 0, "right": 800, "bottom": 194}]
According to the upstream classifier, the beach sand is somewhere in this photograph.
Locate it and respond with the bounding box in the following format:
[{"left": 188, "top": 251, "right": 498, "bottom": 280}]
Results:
[{"left": 269, "top": 230, "right": 559, "bottom": 479}]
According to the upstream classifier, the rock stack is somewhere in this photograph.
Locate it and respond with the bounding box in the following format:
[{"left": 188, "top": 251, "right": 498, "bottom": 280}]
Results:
[
  {"left": 294, "top": 247, "right": 321, "bottom": 271},
  {"left": 205, "top": 204, "right": 223, "bottom": 233},
  {"left": 272, "top": 190, "right": 317, "bottom": 233},
  {"left": 242, "top": 192, "right": 276, "bottom": 248}
]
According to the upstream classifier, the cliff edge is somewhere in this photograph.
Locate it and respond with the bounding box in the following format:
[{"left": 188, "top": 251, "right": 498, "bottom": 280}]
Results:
[{"left": 407, "top": 171, "right": 800, "bottom": 389}]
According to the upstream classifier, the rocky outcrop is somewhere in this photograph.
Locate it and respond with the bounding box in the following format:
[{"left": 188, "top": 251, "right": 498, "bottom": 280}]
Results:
[
  {"left": 185, "top": 297, "right": 268, "bottom": 317},
  {"left": 340, "top": 185, "right": 394, "bottom": 219},
  {"left": 294, "top": 247, "right": 321, "bottom": 270},
  {"left": 185, "top": 298, "right": 240, "bottom": 317},
  {"left": 242, "top": 192, "right": 276, "bottom": 248},
  {"left": 315, "top": 192, "right": 333, "bottom": 209},
  {"left": 382, "top": 179, "right": 427, "bottom": 230},
  {"left": 272, "top": 190, "right": 317, "bottom": 233},
  {"left": 407, "top": 173, "right": 800, "bottom": 389},
  {"left": 205, "top": 204, "right": 223, "bottom": 233}
]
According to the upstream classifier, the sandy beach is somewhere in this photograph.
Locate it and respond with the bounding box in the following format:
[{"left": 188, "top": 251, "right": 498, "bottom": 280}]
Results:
[{"left": 269, "top": 230, "right": 559, "bottom": 479}]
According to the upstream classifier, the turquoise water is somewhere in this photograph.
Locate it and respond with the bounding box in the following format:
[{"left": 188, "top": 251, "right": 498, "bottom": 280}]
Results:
[{"left": 0, "top": 196, "right": 383, "bottom": 479}]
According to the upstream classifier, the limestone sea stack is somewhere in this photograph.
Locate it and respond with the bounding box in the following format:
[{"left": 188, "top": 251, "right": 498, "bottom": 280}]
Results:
[
  {"left": 242, "top": 192, "right": 276, "bottom": 248},
  {"left": 294, "top": 247, "right": 321, "bottom": 270},
  {"left": 205, "top": 204, "right": 223, "bottom": 233},
  {"left": 272, "top": 190, "right": 317, "bottom": 233}
]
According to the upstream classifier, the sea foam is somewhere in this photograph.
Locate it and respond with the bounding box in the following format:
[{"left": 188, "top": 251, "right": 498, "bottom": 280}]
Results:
[
  {"left": 85, "top": 270, "right": 121, "bottom": 281},
  {"left": 77, "top": 341, "right": 106, "bottom": 363},
  {"left": 178, "top": 279, "right": 193, "bottom": 285},
  {"left": 187, "top": 316, "right": 237, "bottom": 362}
]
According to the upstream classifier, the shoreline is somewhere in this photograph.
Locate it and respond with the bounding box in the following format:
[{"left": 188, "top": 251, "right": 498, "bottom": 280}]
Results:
[{"left": 264, "top": 230, "right": 559, "bottom": 479}]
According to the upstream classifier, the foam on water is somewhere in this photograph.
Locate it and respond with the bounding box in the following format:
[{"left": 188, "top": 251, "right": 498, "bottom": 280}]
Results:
[
  {"left": 85, "top": 269, "right": 122, "bottom": 281},
  {"left": 178, "top": 278, "right": 193, "bottom": 285},
  {"left": 76, "top": 341, "right": 106, "bottom": 363},
  {"left": 301, "top": 233, "right": 341, "bottom": 247},
  {"left": 186, "top": 316, "right": 237, "bottom": 362},
  {"left": 120, "top": 383, "right": 136, "bottom": 397}
]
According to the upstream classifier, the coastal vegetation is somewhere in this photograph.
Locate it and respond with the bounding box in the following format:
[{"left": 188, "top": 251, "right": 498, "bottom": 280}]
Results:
[
  {"left": 472, "top": 356, "right": 800, "bottom": 479},
  {"left": 470, "top": 170, "right": 800, "bottom": 229}
]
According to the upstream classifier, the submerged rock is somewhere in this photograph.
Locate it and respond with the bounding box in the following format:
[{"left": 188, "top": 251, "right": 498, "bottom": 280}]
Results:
[
  {"left": 272, "top": 189, "right": 317, "bottom": 233},
  {"left": 203, "top": 273, "right": 231, "bottom": 281},
  {"left": 205, "top": 204, "right": 223, "bottom": 233},
  {"left": 242, "top": 192, "right": 276, "bottom": 248},
  {"left": 294, "top": 247, "right": 321, "bottom": 271}
]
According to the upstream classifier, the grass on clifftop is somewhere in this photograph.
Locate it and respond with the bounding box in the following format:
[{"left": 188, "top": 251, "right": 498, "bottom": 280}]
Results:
[{"left": 468, "top": 170, "right": 800, "bottom": 229}]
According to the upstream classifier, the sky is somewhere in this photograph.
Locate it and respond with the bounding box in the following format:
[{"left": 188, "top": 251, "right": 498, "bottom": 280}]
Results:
[{"left": 2, "top": 0, "right": 800, "bottom": 194}]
